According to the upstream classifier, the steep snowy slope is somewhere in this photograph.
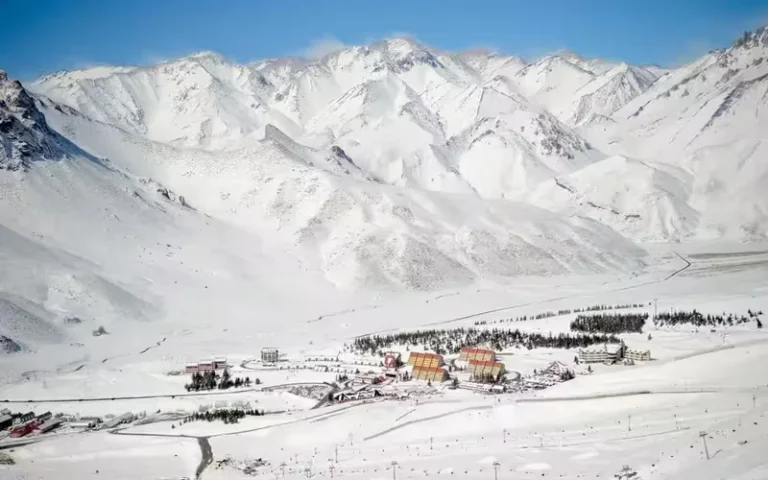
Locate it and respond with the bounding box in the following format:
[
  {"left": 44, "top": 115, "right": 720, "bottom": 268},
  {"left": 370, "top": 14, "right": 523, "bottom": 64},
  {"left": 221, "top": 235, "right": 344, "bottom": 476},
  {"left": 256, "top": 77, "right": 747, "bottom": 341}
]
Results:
[
  {"left": 565, "top": 63, "right": 659, "bottom": 125},
  {"left": 31, "top": 80, "right": 645, "bottom": 291},
  {"left": 575, "top": 26, "right": 768, "bottom": 239},
  {"left": 26, "top": 28, "right": 768, "bottom": 245},
  {"left": 512, "top": 55, "right": 596, "bottom": 114},
  {"left": 0, "top": 74, "right": 351, "bottom": 356},
  {"left": 32, "top": 52, "right": 302, "bottom": 149},
  {"left": 457, "top": 50, "right": 527, "bottom": 80},
  {"left": 448, "top": 109, "right": 602, "bottom": 199},
  {"left": 250, "top": 57, "right": 308, "bottom": 89},
  {"left": 554, "top": 50, "right": 621, "bottom": 75},
  {"left": 529, "top": 155, "right": 699, "bottom": 241}
]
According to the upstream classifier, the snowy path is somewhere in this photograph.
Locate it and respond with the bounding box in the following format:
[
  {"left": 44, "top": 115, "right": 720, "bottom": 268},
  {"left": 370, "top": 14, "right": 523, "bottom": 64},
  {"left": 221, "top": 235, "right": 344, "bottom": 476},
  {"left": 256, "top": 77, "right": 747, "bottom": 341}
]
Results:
[
  {"left": 0, "top": 387, "right": 261, "bottom": 403},
  {"left": 363, "top": 385, "right": 766, "bottom": 442},
  {"left": 196, "top": 437, "right": 213, "bottom": 479},
  {"left": 107, "top": 402, "right": 370, "bottom": 478}
]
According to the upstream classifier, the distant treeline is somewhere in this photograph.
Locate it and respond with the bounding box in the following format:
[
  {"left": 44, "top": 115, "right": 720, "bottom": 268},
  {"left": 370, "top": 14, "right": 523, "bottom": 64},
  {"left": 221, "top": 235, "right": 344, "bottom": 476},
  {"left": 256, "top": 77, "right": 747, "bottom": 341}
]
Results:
[
  {"left": 180, "top": 408, "right": 264, "bottom": 425},
  {"left": 653, "top": 309, "right": 763, "bottom": 329},
  {"left": 351, "top": 328, "right": 620, "bottom": 356},
  {"left": 184, "top": 370, "right": 260, "bottom": 392},
  {"left": 474, "top": 303, "right": 647, "bottom": 326},
  {"left": 570, "top": 313, "right": 648, "bottom": 334}
]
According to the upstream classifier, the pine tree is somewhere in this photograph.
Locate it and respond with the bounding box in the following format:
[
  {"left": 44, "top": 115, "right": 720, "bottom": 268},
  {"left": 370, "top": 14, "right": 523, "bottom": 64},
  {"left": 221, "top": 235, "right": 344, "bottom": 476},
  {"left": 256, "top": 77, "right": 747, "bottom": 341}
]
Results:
[{"left": 219, "top": 369, "right": 231, "bottom": 390}]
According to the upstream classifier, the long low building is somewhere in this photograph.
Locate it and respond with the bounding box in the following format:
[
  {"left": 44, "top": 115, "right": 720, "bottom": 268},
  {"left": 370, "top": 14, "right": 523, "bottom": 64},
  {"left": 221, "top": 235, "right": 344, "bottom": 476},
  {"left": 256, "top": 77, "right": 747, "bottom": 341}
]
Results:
[
  {"left": 625, "top": 349, "right": 651, "bottom": 361},
  {"left": 578, "top": 344, "right": 624, "bottom": 364},
  {"left": 36, "top": 418, "right": 63, "bottom": 433},
  {"left": 102, "top": 412, "right": 134, "bottom": 429},
  {"left": 70, "top": 419, "right": 99, "bottom": 429}
]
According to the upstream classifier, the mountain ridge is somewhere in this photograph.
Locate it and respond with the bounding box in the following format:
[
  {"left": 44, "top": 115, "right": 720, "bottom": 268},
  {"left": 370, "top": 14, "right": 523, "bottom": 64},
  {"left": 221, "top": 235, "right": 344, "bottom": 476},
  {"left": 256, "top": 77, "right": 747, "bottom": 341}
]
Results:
[{"left": 3, "top": 26, "right": 768, "bottom": 300}]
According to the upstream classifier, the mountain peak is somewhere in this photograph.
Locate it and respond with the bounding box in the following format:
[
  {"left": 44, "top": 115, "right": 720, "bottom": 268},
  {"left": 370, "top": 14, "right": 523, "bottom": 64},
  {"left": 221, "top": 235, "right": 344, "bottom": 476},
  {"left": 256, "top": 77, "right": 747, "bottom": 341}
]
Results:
[
  {"left": 186, "top": 50, "right": 225, "bottom": 60},
  {"left": 175, "top": 51, "right": 230, "bottom": 66},
  {"left": 733, "top": 25, "right": 768, "bottom": 49},
  {"left": 552, "top": 49, "right": 584, "bottom": 62},
  {"left": 370, "top": 36, "right": 433, "bottom": 59}
]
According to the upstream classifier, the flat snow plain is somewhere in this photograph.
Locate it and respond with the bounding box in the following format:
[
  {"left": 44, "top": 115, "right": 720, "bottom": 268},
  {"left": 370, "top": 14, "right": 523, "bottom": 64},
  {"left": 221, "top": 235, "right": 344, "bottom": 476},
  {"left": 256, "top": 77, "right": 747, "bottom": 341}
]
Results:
[{"left": 2, "top": 245, "right": 768, "bottom": 480}]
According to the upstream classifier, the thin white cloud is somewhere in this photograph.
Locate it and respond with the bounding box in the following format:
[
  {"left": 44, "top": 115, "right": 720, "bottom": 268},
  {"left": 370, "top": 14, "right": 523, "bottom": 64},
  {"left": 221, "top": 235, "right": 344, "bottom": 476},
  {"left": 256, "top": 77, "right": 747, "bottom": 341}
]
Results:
[{"left": 301, "top": 36, "right": 347, "bottom": 60}]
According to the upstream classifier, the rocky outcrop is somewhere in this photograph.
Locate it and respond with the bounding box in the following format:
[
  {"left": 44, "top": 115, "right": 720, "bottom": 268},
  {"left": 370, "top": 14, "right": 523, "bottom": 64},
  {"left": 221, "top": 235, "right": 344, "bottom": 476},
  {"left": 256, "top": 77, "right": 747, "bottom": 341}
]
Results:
[{"left": 0, "top": 71, "right": 73, "bottom": 170}]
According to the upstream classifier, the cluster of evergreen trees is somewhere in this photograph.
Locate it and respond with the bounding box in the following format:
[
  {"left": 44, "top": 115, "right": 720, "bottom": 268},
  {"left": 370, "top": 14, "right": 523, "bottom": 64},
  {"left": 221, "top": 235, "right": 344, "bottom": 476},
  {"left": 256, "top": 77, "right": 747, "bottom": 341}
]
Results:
[
  {"left": 184, "top": 369, "right": 261, "bottom": 392},
  {"left": 181, "top": 408, "right": 264, "bottom": 425},
  {"left": 653, "top": 309, "right": 763, "bottom": 329},
  {"left": 575, "top": 303, "right": 645, "bottom": 313},
  {"left": 473, "top": 303, "right": 646, "bottom": 326},
  {"left": 351, "top": 328, "right": 620, "bottom": 356},
  {"left": 570, "top": 313, "right": 649, "bottom": 334}
]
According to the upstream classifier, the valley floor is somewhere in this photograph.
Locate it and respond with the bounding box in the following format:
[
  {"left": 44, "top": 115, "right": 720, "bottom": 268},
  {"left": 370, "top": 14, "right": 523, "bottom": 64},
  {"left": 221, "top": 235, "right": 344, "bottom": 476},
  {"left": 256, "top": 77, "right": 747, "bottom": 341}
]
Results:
[{"left": 2, "top": 245, "right": 768, "bottom": 479}]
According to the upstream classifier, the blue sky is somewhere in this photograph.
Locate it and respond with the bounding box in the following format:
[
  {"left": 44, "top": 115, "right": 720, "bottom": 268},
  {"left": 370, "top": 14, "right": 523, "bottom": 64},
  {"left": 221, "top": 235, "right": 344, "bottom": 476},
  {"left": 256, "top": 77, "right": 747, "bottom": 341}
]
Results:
[{"left": 1, "top": 0, "right": 767, "bottom": 80}]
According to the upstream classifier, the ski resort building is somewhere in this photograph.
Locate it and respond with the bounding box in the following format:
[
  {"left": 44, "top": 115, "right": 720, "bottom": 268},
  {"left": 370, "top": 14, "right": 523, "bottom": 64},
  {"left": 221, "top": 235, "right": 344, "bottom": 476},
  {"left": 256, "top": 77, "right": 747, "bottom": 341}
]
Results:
[
  {"left": 0, "top": 414, "right": 12, "bottom": 431},
  {"left": 412, "top": 366, "right": 449, "bottom": 383},
  {"left": 542, "top": 361, "right": 572, "bottom": 377},
  {"left": 625, "top": 349, "right": 651, "bottom": 361},
  {"left": 10, "top": 421, "right": 35, "bottom": 438},
  {"left": 459, "top": 347, "right": 496, "bottom": 363},
  {"left": 407, "top": 352, "right": 444, "bottom": 368},
  {"left": 261, "top": 347, "right": 279, "bottom": 363},
  {"left": 185, "top": 363, "right": 199, "bottom": 374},
  {"left": 198, "top": 361, "right": 214, "bottom": 372},
  {"left": 70, "top": 419, "right": 98, "bottom": 429},
  {"left": 14, "top": 411, "right": 34, "bottom": 424},
  {"left": 383, "top": 352, "right": 401, "bottom": 369},
  {"left": 578, "top": 343, "right": 624, "bottom": 364},
  {"left": 36, "top": 411, "right": 52, "bottom": 423},
  {"left": 468, "top": 360, "right": 506, "bottom": 382},
  {"left": 213, "top": 357, "right": 227, "bottom": 370},
  {"left": 102, "top": 412, "right": 134, "bottom": 429},
  {"left": 36, "top": 418, "right": 63, "bottom": 433}
]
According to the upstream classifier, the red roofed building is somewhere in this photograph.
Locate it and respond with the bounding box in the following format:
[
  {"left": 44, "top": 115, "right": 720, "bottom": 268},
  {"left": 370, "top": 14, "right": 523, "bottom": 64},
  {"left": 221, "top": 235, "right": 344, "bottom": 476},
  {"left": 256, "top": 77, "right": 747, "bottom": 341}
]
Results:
[
  {"left": 407, "top": 352, "right": 444, "bottom": 368},
  {"left": 459, "top": 347, "right": 496, "bottom": 363},
  {"left": 468, "top": 359, "right": 506, "bottom": 382},
  {"left": 10, "top": 421, "right": 36, "bottom": 438},
  {"left": 412, "top": 366, "right": 449, "bottom": 383}
]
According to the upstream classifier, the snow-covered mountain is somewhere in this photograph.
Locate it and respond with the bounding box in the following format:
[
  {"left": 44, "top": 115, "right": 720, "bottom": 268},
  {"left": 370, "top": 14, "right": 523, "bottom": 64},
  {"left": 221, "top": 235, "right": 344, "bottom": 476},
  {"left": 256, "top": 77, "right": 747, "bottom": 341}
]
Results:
[
  {"left": 0, "top": 65, "right": 648, "bottom": 348},
  {"left": 574, "top": 26, "right": 768, "bottom": 240},
  {"left": 3, "top": 25, "right": 767, "bottom": 312}
]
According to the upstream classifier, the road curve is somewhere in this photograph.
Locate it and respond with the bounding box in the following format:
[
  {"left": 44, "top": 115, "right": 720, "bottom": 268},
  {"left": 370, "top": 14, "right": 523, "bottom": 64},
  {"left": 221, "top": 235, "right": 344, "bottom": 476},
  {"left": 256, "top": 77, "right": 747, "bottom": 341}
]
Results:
[{"left": 196, "top": 437, "right": 213, "bottom": 479}]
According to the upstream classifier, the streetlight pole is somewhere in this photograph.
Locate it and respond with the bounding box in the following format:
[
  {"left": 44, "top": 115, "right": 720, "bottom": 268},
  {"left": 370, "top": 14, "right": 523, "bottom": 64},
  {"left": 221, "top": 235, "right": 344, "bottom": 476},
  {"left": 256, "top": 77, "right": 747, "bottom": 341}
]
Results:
[
  {"left": 391, "top": 460, "right": 398, "bottom": 480},
  {"left": 493, "top": 460, "right": 501, "bottom": 480},
  {"left": 503, "top": 428, "right": 506, "bottom": 444},
  {"left": 280, "top": 462, "right": 286, "bottom": 477}
]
